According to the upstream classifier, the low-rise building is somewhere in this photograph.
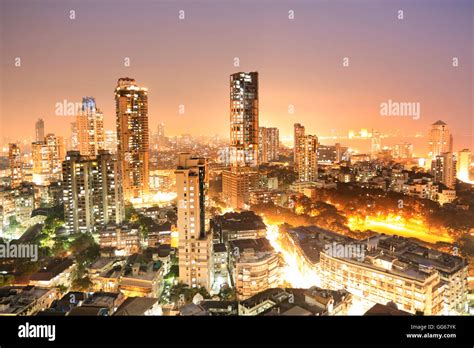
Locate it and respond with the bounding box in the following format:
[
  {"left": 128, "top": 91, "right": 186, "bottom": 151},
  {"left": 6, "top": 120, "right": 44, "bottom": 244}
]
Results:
[
  {"left": 211, "top": 211, "right": 267, "bottom": 243},
  {"left": 229, "top": 238, "right": 280, "bottom": 300},
  {"left": 29, "top": 258, "right": 75, "bottom": 288},
  {"left": 99, "top": 225, "right": 140, "bottom": 256},
  {"left": 0, "top": 286, "right": 58, "bottom": 316},
  {"left": 119, "top": 261, "right": 166, "bottom": 298},
  {"left": 238, "top": 287, "right": 352, "bottom": 316}
]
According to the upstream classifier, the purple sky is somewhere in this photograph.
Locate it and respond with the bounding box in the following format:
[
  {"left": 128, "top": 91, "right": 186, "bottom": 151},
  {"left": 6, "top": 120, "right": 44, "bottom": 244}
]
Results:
[{"left": 1, "top": 0, "right": 472, "bottom": 153}]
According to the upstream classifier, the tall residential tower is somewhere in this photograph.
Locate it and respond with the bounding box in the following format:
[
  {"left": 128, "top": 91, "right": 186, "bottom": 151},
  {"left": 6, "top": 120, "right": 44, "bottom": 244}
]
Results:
[
  {"left": 77, "top": 97, "right": 105, "bottom": 156},
  {"left": 175, "top": 153, "right": 212, "bottom": 290},
  {"left": 115, "top": 78, "right": 150, "bottom": 201},
  {"left": 429, "top": 120, "right": 453, "bottom": 159},
  {"left": 229, "top": 72, "right": 259, "bottom": 167}
]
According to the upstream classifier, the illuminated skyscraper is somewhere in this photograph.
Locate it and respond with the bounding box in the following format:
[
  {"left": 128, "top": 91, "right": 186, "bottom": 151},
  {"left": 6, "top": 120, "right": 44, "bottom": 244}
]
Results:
[
  {"left": 392, "top": 142, "right": 413, "bottom": 159},
  {"left": 70, "top": 122, "right": 78, "bottom": 151},
  {"left": 223, "top": 72, "right": 259, "bottom": 209},
  {"left": 35, "top": 118, "right": 45, "bottom": 142},
  {"left": 222, "top": 168, "right": 259, "bottom": 210},
  {"left": 371, "top": 130, "right": 381, "bottom": 158},
  {"left": 32, "top": 133, "right": 65, "bottom": 185},
  {"left": 229, "top": 72, "right": 259, "bottom": 167},
  {"left": 175, "top": 153, "right": 212, "bottom": 290},
  {"left": 258, "top": 127, "right": 279, "bottom": 163},
  {"left": 429, "top": 120, "right": 453, "bottom": 159},
  {"left": 294, "top": 123, "right": 305, "bottom": 172},
  {"left": 8, "top": 143, "right": 22, "bottom": 188},
  {"left": 77, "top": 97, "right": 105, "bottom": 156},
  {"left": 63, "top": 150, "right": 124, "bottom": 234},
  {"left": 456, "top": 149, "right": 471, "bottom": 183},
  {"left": 104, "top": 130, "right": 118, "bottom": 154},
  {"left": 115, "top": 78, "right": 150, "bottom": 201},
  {"left": 432, "top": 152, "right": 455, "bottom": 188},
  {"left": 296, "top": 134, "right": 319, "bottom": 182}
]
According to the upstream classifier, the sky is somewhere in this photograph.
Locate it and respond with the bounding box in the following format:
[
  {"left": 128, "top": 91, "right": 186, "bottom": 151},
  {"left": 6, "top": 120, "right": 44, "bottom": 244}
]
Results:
[{"left": 0, "top": 0, "right": 473, "bottom": 152}]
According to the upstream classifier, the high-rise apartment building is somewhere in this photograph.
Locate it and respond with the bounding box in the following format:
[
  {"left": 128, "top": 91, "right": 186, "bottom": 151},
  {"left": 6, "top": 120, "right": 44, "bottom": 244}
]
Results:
[
  {"left": 115, "top": 77, "right": 150, "bottom": 201},
  {"left": 35, "top": 118, "right": 45, "bottom": 142},
  {"left": 8, "top": 143, "right": 23, "bottom": 188},
  {"left": 77, "top": 97, "right": 105, "bottom": 156},
  {"left": 429, "top": 120, "right": 453, "bottom": 159},
  {"left": 104, "top": 130, "right": 118, "bottom": 154},
  {"left": 222, "top": 168, "right": 259, "bottom": 210},
  {"left": 432, "top": 152, "right": 456, "bottom": 188},
  {"left": 70, "top": 122, "right": 78, "bottom": 151},
  {"left": 62, "top": 150, "right": 124, "bottom": 234},
  {"left": 392, "top": 142, "right": 413, "bottom": 159},
  {"left": 258, "top": 127, "right": 279, "bottom": 164},
  {"left": 32, "top": 133, "right": 65, "bottom": 185},
  {"left": 296, "top": 134, "right": 318, "bottom": 182},
  {"left": 229, "top": 72, "right": 259, "bottom": 167},
  {"left": 456, "top": 149, "right": 471, "bottom": 183},
  {"left": 175, "top": 153, "right": 212, "bottom": 290},
  {"left": 371, "top": 130, "right": 381, "bottom": 158},
  {"left": 294, "top": 123, "right": 305, "bottom": 172}
]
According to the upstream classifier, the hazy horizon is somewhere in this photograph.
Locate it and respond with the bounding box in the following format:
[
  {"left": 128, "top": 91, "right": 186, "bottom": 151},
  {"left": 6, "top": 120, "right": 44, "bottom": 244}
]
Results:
[{"left": 1, "top": 0, "right": 472, "bottom": 152}]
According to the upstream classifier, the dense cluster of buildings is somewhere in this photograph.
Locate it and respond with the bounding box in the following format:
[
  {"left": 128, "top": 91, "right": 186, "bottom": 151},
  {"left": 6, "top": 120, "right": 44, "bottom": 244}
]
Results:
[
  {"left": 283, "top": 226, "right": 468, "bottom": 315},
  {"left": 0, "top": 71, "right": 471, "bottom": 317}
]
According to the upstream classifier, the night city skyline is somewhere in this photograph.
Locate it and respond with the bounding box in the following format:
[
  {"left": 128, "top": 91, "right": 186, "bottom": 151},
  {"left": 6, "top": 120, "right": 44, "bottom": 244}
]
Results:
[{"left": 1, "top": 0, "right": 472, "bottom": 152}]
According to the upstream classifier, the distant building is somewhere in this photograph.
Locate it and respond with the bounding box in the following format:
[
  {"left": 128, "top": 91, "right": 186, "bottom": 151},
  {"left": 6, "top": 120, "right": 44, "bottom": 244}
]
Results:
[
  {"left": 77, "top": 97, "right": 105, "bottom": 156},
  {"left": 392, "top": 142, "right": 413, "bottom": 159},
  {"left": 429, "top": 120, "right": 453, "bottom": 159},
  {"left": 456, "top": 149, "right": 471, "bottom": 183},
  {"left": 432, "top": 152, "right": 456, "bottom": 188},
  {"left": 258, "top": 127, "right": 279, "bottom": 163},
  {"left": 317, "top": 144, "right": 337, "bottom": 164},
  {"left": 8, "top": 143, "right": 22, "bottom": 188},
  {"left": 35, "top": 118, "right": 45, "bottom": 142},
  {"left": 32, "top": 133, "right": 65, "bottom": 185},
  {"left": 293, "top": 123, "right": 305, "bottom": 173},
  {"left": 371, "top": 130, "right": 381, "bottom": 159}
]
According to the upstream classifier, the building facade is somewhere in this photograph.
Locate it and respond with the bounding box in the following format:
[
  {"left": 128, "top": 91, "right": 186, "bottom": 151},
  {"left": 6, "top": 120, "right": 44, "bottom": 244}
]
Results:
[
  {"left": 175, "top": 153, "right": 212, "bottom": 290},
  {"left": 77, "top": 97, "right": 105, "bottom": 157},
  {"left": 296, "top": 135, "right": 319, "bottom": 182},
  {"left": 258, "top": 127, "right": 279, "bottom": 163},
  {"left": 8, "top": 143, "right": 23, "bottom": 188},
  {"left": 115, "top": 77, "right": 150, "bottom": 201},
  {"left": 428, "top": 120, "right": 453, "bottom": 159},
  {"left": 229, "top": 72, "right": 259, "bottom": 167},
  {"left": 62, "top": 150, "right": 124, "bottom": 234}
]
